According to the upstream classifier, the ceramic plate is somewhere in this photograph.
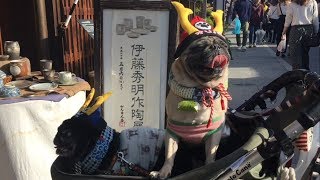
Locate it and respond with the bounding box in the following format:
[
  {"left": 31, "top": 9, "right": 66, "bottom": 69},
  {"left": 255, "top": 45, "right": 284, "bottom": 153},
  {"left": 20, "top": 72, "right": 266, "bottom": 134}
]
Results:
[
  {"left": 29, "top": 83, "right": 58, "bottom": 91},
  {"left": 127, "top": 32, "right": 140, "bottom": 38},
  {"left": 56, "top": 78, "right": 79, "bottom": 86},
  {"left": 130, "top": 28, "right": 150, "bottom": 35},
  {"left": 6, "top": 80, "right": 34, "bottom": 89}
]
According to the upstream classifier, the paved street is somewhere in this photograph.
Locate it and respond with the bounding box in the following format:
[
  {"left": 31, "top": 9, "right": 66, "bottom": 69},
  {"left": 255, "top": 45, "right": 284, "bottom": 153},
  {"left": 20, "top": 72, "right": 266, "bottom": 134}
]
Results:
[
  {"left": 225, "top": 30, "right": 291, "bottom": 108},
  {"left": 225, "top": 30, "right": 320, "bottom": 108},
  {"left": 269, "top": 43, "right": 320, "bottom": 74}
]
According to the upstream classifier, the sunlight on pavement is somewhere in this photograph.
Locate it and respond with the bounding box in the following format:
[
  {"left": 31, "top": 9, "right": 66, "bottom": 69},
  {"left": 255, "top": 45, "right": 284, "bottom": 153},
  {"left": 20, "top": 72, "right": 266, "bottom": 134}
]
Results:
[{"left": 228, "top": 67, "right": 260, "bottom": 79}]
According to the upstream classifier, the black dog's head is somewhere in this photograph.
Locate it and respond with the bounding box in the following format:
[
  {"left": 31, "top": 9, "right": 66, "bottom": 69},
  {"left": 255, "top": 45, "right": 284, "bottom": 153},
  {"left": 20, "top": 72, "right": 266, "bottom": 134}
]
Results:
[
  {"left": 176, "top": 33, "right": 231, "bottom": 83},
  {"left": 53, "top": 109, "right": 107, "bottom": 159}
]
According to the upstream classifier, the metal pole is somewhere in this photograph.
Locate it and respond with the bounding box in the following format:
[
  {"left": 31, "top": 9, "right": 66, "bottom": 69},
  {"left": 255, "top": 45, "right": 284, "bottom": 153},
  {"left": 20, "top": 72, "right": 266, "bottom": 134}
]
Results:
[
  {"left": 63, "top": 0, "right": 80, "bottom": 28},
  {"left": 216, "top": 0, "right": 225, "bottom": 10}
]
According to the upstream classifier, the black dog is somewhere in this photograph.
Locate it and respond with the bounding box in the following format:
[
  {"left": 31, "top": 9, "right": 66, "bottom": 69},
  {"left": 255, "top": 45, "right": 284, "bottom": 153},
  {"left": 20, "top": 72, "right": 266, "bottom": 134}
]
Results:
[
  {"left": 53, "top": 110, "right": 122, "bottom": 174},
  {"left": 53, "top": 109, "right": 203, "bottom": 176}
]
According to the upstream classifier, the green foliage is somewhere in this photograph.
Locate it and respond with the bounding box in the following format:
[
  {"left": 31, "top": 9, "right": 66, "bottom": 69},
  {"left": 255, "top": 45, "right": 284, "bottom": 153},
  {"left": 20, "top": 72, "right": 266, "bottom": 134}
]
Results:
[
  {"left": 195, "top": 7, "right": 202, "bottom": 15},
  {"left": 206, "top": 8, "right": 215, "bottom": 27}
]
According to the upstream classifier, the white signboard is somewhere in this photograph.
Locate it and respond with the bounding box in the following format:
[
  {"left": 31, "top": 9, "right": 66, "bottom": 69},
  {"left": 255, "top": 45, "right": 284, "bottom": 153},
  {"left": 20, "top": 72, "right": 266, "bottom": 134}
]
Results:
[{"left": 102, "top": 9, "right": 169, "bottom": 131}]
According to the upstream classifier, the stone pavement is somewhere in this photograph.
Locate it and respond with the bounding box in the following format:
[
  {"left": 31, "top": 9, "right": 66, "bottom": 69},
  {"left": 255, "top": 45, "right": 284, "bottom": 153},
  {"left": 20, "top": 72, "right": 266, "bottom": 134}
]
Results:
[
  {"left": 225, "top": 30, "right": 291, "bottom": 109},
  {"left": 269, "top": 43, "right": 320, "bottom": 74}
]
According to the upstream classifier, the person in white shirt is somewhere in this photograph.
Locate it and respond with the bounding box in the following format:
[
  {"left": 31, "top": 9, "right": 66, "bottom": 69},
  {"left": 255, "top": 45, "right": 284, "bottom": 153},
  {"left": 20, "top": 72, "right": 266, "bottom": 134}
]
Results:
[
  {"left": 318, "top": 0, "right": 320, "bottom": 28},
  {"left": 267, "top": 0, "right": 280, "bottom": 42},
  {"left": 276, "top": 0, "right": 291, "bottom": 57},
  {"left": 282, "top": 0, "right": 319, "bottom": 70}
]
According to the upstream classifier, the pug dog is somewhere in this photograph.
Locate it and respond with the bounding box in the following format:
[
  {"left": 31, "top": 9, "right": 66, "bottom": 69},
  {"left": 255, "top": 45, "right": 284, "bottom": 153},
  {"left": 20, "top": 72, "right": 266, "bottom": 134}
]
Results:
[
  {"left": 53, "top": 107, "right": 165, "bottom": 176},
  {"left": 150, "top": 2, "right": 232, "bottom": 179}
]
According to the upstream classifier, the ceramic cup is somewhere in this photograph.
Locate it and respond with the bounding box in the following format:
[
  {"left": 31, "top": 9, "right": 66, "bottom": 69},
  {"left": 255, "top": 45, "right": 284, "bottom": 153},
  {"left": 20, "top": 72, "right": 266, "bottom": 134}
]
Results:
[
  {"left": 42, "top": 69, "right": 56, "bottom": 82},
  {"left": 40, "top": 59, "right": 53, "bottom": 71},
  {"left": 123, "top": 18, "right": 133, "bottom": 31},
  {"left": 116, "top": 24, "right": 127, "bottom": 35},
  {"left": 144, "top": 19, "right": 152, "bottom": 28},
  {"left": 136, "top": 16, "right": 145, "bottom": 29},
  {"left": 0, "top": 85, "right": 21, "bottom": 98},
  {"left": 58, "top": 71, "right": 76, "bottom": 84}
]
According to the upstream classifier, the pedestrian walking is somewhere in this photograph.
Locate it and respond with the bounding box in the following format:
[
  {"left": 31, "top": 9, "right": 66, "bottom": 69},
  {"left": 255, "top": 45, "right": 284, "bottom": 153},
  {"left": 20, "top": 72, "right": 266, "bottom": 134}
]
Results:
[
  {"left": 262, "top": 1, "right": 273, "bottom": 42},
  {"left": 267, "top": 0, "right": 279, "bottom": 43},
  {"left": 275, "top": 0, "right": 291, "bottom": 57},
  {"left": 249, "top": 0, "right": 265, "bottom": 47},
  {"left": 233, "top": 0, "right": 252, "bottom": 51},
  {"left": 282, "top": 0, "right": 319, "bottom": 70},
  {"left": 318, "top": 0, "right": 320, "bottom": 30}
]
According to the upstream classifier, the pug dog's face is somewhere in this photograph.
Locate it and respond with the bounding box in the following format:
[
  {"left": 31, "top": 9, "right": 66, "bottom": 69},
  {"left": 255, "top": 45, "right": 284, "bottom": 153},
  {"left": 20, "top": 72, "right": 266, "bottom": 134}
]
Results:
[
  {"left": 53, "top": 114, "right": 103, "bottom": 159},
  {"left": 180, "top": 36, "right": 230, "bottom": 83}
]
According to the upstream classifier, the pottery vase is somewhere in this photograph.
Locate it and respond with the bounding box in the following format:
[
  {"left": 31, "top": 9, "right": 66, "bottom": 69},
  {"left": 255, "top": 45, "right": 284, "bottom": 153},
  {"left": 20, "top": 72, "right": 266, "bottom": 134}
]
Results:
[
  {"left": 9, "top": 59, "right": 28, "bottom": 77},
  {"left": 4, "top": 41, "right": 20, "bottom": 60}
]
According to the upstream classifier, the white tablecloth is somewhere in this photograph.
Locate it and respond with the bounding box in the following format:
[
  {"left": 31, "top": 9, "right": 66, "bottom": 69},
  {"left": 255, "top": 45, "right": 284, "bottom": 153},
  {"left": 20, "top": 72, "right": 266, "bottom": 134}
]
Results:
[{"left": 0, "top": 91, "right": 86, "bottom": 180}]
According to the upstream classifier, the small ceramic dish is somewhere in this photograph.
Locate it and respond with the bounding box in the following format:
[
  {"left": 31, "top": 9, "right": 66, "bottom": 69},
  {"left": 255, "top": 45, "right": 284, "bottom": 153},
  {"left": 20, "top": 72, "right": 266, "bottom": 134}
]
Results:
[
  {"left": 130, "top": 28, "right": 150, "bottom": 35},
  {"left": 55, "top": 78, "right": 79, "bottom": 86},
  {"left": 29, "top": 83, "right": 58, "bottom": 91},
  {"left": 127, "top": 32, "right": 140, "bottom": 38},
  {"left": 0, "top": 85, "right": 21, "bottom": 98},
  {"left": 0, "top": 55, "right": 9, "bottom": 61},
  {"left": 0, "top": 70, "right": 6, "bottom": 79},
  {"left": 6, "top": 80, "right": 34, "bottom": 89},
  {"left": 147, "top": 26, "right": 158, "bottom": 32}
]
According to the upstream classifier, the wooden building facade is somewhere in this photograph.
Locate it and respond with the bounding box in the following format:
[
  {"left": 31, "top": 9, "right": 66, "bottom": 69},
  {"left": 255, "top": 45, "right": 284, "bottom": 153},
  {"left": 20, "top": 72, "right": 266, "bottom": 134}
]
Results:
[
  {"left": 0, "top": 0, "right": 223, "bottom": 84},
  {"left": 0, "top": 0, "right": 94, "bottom": 81}
]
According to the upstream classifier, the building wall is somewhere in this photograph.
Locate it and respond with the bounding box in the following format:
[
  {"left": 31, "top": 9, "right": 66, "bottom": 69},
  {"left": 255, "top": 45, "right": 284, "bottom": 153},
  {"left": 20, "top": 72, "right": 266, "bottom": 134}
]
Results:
[{"left": 0, "top": 0, "right": 38, "bottom": 70}]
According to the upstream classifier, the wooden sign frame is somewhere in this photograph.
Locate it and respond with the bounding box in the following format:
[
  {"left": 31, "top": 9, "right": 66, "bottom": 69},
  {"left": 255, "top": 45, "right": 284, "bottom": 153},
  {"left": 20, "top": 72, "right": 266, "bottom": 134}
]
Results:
[{"left": 94, "top": 0, "right": 178, "bottom": 130}]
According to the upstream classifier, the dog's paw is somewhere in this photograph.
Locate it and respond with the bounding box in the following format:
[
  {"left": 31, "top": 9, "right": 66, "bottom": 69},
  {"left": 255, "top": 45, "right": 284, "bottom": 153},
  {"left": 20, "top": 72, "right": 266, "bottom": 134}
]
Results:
[
  {"left": 158, "top": 164, "right": 173, "bottom": 179},
  {"left": 149, "top": 171, "right": 160, "bottom": 179},
  {"left": 279, "top": 167, "right": 296, "bottom": 180}
]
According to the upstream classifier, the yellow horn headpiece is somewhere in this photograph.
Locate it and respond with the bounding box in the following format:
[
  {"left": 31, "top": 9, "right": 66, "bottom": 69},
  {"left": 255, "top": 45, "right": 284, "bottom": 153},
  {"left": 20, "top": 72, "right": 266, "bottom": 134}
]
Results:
[
  {"left": 171, "top": 1, "right": 198, "bottom": 35},
  {"left": 79, "top": 88, "right": 112, "bottom": 115},
  {"left": 85, "top": 91, "right": 112, "bottom": 115},
  {"left": 79, "top": 88, "right": 95, "bottom": 112},
  {"left": 211, "top": 10, "right": 224, "bottom": 34}
]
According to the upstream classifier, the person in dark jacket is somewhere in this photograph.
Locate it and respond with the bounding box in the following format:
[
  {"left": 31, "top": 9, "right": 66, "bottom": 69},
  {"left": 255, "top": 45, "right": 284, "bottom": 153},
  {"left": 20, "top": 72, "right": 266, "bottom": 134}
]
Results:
[
  {"left": 233, "top": 0, "right": 252, "bottom": 51},
  {"left": 249, "top": 0, "right": 264, "bottom": 47}
]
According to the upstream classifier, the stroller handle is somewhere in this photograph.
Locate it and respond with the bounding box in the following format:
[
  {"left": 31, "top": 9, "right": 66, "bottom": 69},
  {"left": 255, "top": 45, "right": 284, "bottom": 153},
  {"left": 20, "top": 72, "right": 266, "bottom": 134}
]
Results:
[
  {"left": 170, "top": 127, "right": 270, "bottom": 180},
  {"left": 171, "top": 76, "right": 320, "bottom": 180}
]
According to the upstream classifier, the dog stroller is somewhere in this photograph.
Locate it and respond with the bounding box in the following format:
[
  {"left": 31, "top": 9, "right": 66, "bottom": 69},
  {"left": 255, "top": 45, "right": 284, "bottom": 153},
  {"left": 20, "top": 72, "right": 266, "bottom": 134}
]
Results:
[{"left": 51, "top": 70, "right": 320, "bottom": 180}]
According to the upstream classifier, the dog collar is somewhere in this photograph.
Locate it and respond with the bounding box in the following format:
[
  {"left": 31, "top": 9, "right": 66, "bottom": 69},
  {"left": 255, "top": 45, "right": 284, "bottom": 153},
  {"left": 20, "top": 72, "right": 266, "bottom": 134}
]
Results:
[
  {"left": 80, "top": 126, "right": 114, "bottom": 174},
  {"left": 168, "top": 71, "right": 220, "bottom": 102}
]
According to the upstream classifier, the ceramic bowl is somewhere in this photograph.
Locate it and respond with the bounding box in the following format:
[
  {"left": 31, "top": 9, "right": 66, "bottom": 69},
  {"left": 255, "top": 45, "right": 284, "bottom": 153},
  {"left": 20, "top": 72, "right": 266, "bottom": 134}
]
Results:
[
  {"left": 0, "top": 85, "right": 21, "bottom": 98},
  {"left": 0, "top": 55, "right": 9, "bottom": 61},
  {"left": 0, "top": 70, "right": 6, "bottom": 79}
]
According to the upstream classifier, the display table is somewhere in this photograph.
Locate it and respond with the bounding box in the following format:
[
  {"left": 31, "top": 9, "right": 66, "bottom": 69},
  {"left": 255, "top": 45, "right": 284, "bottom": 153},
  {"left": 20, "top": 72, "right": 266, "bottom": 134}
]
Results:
[{"left": 0, "top": 81, "right": 89, "bottom": 180}]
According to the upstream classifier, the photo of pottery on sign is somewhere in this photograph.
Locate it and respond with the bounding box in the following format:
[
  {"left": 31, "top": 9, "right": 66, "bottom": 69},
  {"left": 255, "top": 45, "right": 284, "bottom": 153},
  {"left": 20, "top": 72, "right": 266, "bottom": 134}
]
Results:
[{"left": 116, "top": 16, "right": 158, "bottom": 38}]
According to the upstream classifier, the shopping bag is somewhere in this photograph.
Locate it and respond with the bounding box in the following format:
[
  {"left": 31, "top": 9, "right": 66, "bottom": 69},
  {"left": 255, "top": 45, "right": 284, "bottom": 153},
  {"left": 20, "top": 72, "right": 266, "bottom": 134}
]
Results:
[
  {"left": 255, "top": 29, "right": 266, "bottom": 44},
  {"left": 232, "top": 17, "right": 241, "bottom": 35},
  {"left": 277, "top": 37, "right": 286, "bottom": 53}
]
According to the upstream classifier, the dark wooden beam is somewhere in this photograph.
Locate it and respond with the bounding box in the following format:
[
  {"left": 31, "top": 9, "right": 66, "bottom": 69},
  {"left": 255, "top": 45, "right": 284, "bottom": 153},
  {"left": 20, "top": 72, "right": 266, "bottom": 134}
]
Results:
[{"left": 34, "top": 0, "right": 50, "bottom": 60}]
